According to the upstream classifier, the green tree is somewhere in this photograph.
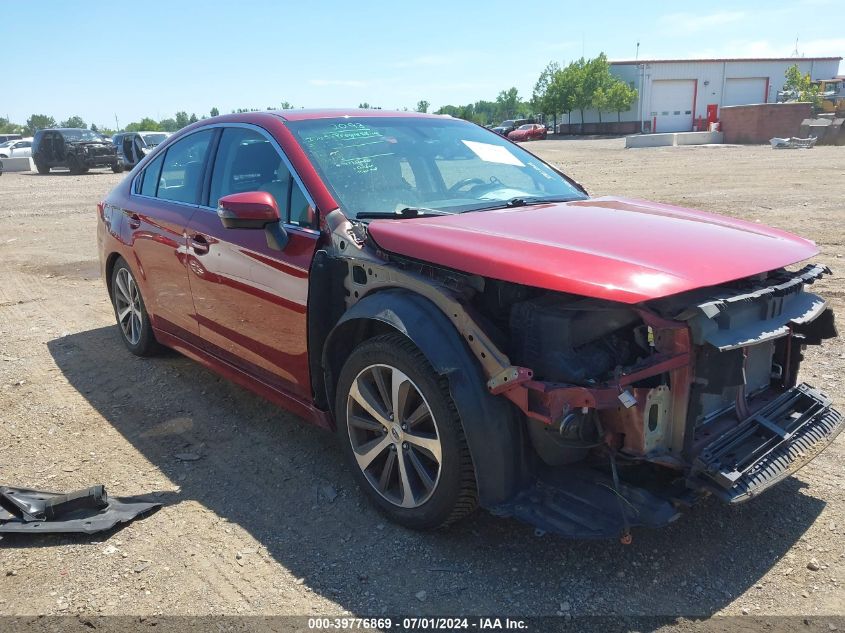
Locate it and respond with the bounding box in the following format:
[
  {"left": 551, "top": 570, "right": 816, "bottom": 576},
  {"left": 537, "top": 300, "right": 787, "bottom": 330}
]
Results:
[
  {"left": 25, "top": 114, "right": 56, "bottom": 135},
  {"left": 415, "top": 100, "right": 430, "bottom": 113},
  {"left": 279, "top": 101, "right": 293, "bottom": 109},
  {"left": 783, "top": 64, "right": 821, "bottom": 108},
  {"left": 90, "top": 123, "right": 99, "bottom": 132},
  {"left": 60, "top": 115, "right": 86, "bottom": 128},
  {"left": 606, "top": 80, "right": 638, "bottom": 122},
  {"left": 546, "top": 61, "right": 579, "bottom": 124},
  {"left": 564, "top": 58, "right": 591, "bottom": 127},
  {"left": 592, "top": 86, "right": 609, "bottom": 123},
  {"left": 188, "top": 113, "right": 198, "bottom": 124},
  {"left": 496, "top": 87, "right": 523, "bottom": 119},
  {"left": 584, "top": 53, "right": 614, "bottom": 125},
  {"left": 126, "top": 117, "right": 161, "bottom": 132},
  {"left": 358, "top": 102, "right": 371, "bottom": 109},
  {"left": 532, "top": 61, "right": 561, "bottom": 117},
  {"left": 175, "top": 111, "right": 190, "bottom": 128},
  {"left": 209, "top": 106, "right": 220, "bottom": 117},
  {"left": 0, "top": 117, "right": 23, "bottom": 134},
  {"left": 159, "top": 118, "right": 178, "bottom": 132}
]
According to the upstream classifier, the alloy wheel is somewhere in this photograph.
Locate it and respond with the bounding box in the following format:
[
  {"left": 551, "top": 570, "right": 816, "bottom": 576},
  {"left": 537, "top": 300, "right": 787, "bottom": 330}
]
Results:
[
  {"left": 346, "top": 363, "right": 442, "bottom": 508},
  {"left": 114, "top": 268, "right": 143, "bottom": 346}
]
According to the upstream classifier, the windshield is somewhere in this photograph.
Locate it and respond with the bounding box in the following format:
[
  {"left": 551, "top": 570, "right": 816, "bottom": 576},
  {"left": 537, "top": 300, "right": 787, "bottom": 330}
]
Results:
[
  {"left": 62, "top": 129, "right": 107, "bottom": 142},
  {"left": 518, "top": 125, "right": 534, "bottom": 130},
  {"left": 0, "top": 140, "right": 12, "bottom": 148},
  {"left": 140, "top": 133, "right": 168, "bottom": 146},
  {"left": 287, "top": 117, "right": 586, "bottom": 218}
]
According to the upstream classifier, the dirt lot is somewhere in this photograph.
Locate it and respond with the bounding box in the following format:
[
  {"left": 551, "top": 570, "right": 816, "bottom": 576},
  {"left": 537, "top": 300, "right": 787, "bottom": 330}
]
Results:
[{"left": 0, "top": 139, "right": 844, "bottom": 623}]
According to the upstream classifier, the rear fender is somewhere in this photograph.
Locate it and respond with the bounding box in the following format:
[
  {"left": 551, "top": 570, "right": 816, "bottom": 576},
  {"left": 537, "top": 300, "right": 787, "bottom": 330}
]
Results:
[{"left": 323, "top": 288, "right": 530, "bottom": 507}]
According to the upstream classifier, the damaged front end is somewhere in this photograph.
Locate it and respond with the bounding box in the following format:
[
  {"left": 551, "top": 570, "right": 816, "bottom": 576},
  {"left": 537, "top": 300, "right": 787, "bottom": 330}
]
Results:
[
  {"left": 489, "top": 264, "right": 841, "bottom": 537},
  {"left": 324, "top": 211, "right": 841, "bottom": 540}
]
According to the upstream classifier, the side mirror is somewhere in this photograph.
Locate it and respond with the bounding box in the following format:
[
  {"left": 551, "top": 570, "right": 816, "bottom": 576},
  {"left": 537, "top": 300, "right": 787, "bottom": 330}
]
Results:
[
  {"left": 217, "top": 191, "right": 280, "bottom": 229},
  {"left": 217, "top": 191, "right": 288, "bottom": 251}
]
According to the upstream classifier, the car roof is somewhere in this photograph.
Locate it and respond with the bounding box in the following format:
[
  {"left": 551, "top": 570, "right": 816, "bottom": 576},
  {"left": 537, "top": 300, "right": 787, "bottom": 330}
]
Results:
[{"left": 266, "top": 108, "right": 448, "bottom": 122}]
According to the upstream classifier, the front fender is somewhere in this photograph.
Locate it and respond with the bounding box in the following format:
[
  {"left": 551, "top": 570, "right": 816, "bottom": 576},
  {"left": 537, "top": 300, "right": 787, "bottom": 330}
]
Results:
[{"left": 323, "top": 288, "right": 529, "bottom": 507}]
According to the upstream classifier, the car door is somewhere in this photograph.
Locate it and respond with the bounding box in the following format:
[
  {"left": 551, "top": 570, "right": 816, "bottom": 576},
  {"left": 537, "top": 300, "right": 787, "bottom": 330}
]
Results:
[
  {"left": 184, "top": 124, "right": 320, "bottom": 399},
  {"left": 41, "top": 133, "right": 55, "bottom": 165},
  {"left": 123, "top": 128, "right": 216, "bottom": 342}
]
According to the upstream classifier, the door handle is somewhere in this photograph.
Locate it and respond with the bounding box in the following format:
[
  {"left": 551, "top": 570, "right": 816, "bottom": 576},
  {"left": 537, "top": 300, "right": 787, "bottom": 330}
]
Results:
[
  {"left": 126, "top": 212, "right": 141, "bottom": 229},
  {"left": 190, "top": 234, "right": 210, "bottom": 255}
]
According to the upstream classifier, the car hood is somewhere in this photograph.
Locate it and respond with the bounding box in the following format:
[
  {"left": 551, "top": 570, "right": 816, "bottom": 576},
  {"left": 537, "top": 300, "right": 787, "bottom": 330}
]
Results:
[{"left": 366, "top": 196, "right": 819, "bottom": 303}]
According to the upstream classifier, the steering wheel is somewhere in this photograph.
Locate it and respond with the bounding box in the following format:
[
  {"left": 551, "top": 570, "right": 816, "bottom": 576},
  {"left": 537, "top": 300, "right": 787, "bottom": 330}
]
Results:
[{"left": 447, "top": 177, "right": 487, "bottom": 195}]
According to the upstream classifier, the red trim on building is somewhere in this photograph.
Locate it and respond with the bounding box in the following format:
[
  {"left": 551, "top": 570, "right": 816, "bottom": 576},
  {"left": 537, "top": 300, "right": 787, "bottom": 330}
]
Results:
[{"left": 691, "top": 79, "right": 698, "bottom": 130}]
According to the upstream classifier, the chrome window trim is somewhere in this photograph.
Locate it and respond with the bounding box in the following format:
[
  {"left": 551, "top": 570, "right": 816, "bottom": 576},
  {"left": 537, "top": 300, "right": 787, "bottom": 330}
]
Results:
[
  {"left": 131, "top": 128, "right": 213, "bottom": 207},
  {"left": 130, "top": 122, "right": 319, "bottom": 231},
  {"left": 194, "top": 122, "right": 317, "bottom": 213}
]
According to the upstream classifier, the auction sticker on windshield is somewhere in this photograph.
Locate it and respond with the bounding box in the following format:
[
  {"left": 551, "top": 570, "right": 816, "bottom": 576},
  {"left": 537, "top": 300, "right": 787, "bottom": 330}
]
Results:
[{"left": 461, "top": 140, "right": 524, "bottom": 166}]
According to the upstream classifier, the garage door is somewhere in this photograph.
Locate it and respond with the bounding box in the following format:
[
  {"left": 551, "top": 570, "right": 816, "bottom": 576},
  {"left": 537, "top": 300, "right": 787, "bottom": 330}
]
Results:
[
  {"left": 724, "top": 77, "right": 768, "bottom": 106},
  {"left": 651, "top": 80, "right": 695, "bottom": 132}
]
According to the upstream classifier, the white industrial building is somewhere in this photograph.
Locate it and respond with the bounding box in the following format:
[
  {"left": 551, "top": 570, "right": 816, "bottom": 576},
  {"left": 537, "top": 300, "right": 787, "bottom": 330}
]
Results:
[{"left": 571, "top": 56, "right": 842, "bottom": 132}]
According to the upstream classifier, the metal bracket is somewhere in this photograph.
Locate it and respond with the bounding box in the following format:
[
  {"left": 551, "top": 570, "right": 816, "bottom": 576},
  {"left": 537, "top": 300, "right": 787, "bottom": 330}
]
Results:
[{"left": 487, "top": 366, "right": 534, "bottom": 395}]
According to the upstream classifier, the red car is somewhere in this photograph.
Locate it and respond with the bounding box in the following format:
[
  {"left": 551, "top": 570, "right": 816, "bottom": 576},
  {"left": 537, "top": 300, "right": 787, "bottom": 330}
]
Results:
[
  {"left": 507, "top": 123, "right": 547, "bottom": 141},
  {"left": 98, "top": 110, "right": 840, "bottom": 539}
]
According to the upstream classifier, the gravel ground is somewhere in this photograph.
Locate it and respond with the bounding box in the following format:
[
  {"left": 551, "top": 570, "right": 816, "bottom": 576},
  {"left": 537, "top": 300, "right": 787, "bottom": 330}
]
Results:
[{"left": 0, "top": 140, "right": 843, "bottom": 625}]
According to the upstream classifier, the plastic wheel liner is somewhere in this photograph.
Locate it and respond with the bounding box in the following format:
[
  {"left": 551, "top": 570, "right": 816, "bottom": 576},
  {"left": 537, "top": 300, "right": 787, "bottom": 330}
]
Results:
[{"left": 0, "top": 485, "right": 160, "bottom": 534}]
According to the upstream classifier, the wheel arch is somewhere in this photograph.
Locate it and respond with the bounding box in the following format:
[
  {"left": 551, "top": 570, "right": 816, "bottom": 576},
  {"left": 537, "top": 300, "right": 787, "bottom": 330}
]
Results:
[
  {"left": 322, "top": 287, "right": 530, "bottom": 507},
  {"left": 104, "top": 252, "right": 124, "bottom": 297}
]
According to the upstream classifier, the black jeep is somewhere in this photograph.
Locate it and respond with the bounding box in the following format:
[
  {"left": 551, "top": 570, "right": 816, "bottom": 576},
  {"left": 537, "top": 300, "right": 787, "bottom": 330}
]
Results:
[{"left": 32, "top": 128, "right": 122, "bottom": 175}]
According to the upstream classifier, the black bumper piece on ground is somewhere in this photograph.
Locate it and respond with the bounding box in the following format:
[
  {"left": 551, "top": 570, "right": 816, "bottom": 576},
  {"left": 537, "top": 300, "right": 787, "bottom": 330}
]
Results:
[
  {"left": 692, "top": 383, "right": 843, "bottom": 503},
  {"left": 0, "top": 484, "right": 160, "bottom": 534}
]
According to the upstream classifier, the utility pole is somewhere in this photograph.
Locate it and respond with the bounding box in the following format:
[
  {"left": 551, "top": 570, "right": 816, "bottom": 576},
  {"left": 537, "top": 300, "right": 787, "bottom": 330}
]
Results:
[{"left": 114, "top": 114, "right": 120, "bottom": 131}]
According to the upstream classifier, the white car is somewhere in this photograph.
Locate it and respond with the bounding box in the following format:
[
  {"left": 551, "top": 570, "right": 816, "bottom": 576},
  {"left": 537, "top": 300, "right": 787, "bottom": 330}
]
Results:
[
  {"left": 138, "top": 131, "right": 170, "bottom": 148},
  {"left": 0, "top": 137, "right": 33, "bottom": 158}
]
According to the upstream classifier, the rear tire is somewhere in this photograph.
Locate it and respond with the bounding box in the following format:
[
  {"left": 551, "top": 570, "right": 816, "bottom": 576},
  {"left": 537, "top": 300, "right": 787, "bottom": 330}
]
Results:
[
  {"left": 67, "top": 155, "right": 83, "bottom": 175},
  {"left": 335, "top": 333, "right": 478, "bottom": 530},
  {"left": 110, "top": 259, "right": 160, "bottom": 357},
  {"left": 112, "top": 162, "right": 124, "bottom": 173}
]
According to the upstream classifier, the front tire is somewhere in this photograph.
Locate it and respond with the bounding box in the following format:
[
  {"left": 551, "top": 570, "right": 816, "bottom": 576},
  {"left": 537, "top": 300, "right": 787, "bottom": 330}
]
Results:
[
  {"left": 112, "top": 162, "right": 124, "bottom": 173},
  {"left": 35, "top": 160, "right": 50, "bottom": 174},
  {"left": 110, "top": 259, "right": 160, "bottom": 356},
  {"left": 67, "top": 155, "right": 83, "bottom": 175},
  {"left": 335, "top": 333, "right": 477, "bottom": 530}
]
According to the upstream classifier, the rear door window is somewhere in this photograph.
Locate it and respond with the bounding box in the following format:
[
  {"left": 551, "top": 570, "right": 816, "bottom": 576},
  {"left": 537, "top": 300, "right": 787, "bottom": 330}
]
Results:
[
  {"left": 157, "top": 130, "right": 214, "bottom": 204},
  {"left": 139, "top": 153, "right": 165, "bottom": 197}
]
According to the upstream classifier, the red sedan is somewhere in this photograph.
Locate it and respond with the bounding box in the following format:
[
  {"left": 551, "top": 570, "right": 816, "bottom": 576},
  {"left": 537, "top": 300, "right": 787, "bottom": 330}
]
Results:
[
  {"left": 97, "top": 109, "right": 840, "bottom": 539},
  {"left": 507, "top": 123, "right": 547, "bottom": 141}
]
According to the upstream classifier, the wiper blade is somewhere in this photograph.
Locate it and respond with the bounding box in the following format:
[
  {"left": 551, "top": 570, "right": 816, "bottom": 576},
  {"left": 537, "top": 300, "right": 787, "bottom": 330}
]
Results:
[
  {"left": 461, "top": 196, "right": 577, "bottom": 213},
  {"left": 356, "top": 207, "right": 450, "bottom": 220}
]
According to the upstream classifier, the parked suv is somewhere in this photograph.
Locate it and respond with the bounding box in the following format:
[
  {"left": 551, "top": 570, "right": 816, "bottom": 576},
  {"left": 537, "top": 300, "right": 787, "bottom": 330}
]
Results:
[
  {"left": 492, "top": 118, "right": 532, "bottom": 136},
  {"left": 97, "top": 110, "right": 841, "bottom": 539},
  {"left": 32, "top": 128, "right": 122, "bottom": 174}
]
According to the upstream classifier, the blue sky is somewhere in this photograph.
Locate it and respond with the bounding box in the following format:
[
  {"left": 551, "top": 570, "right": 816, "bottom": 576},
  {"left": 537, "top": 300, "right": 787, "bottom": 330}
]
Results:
[{"left": 4, "top": 0, "right": 843, "bottom": 127}]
